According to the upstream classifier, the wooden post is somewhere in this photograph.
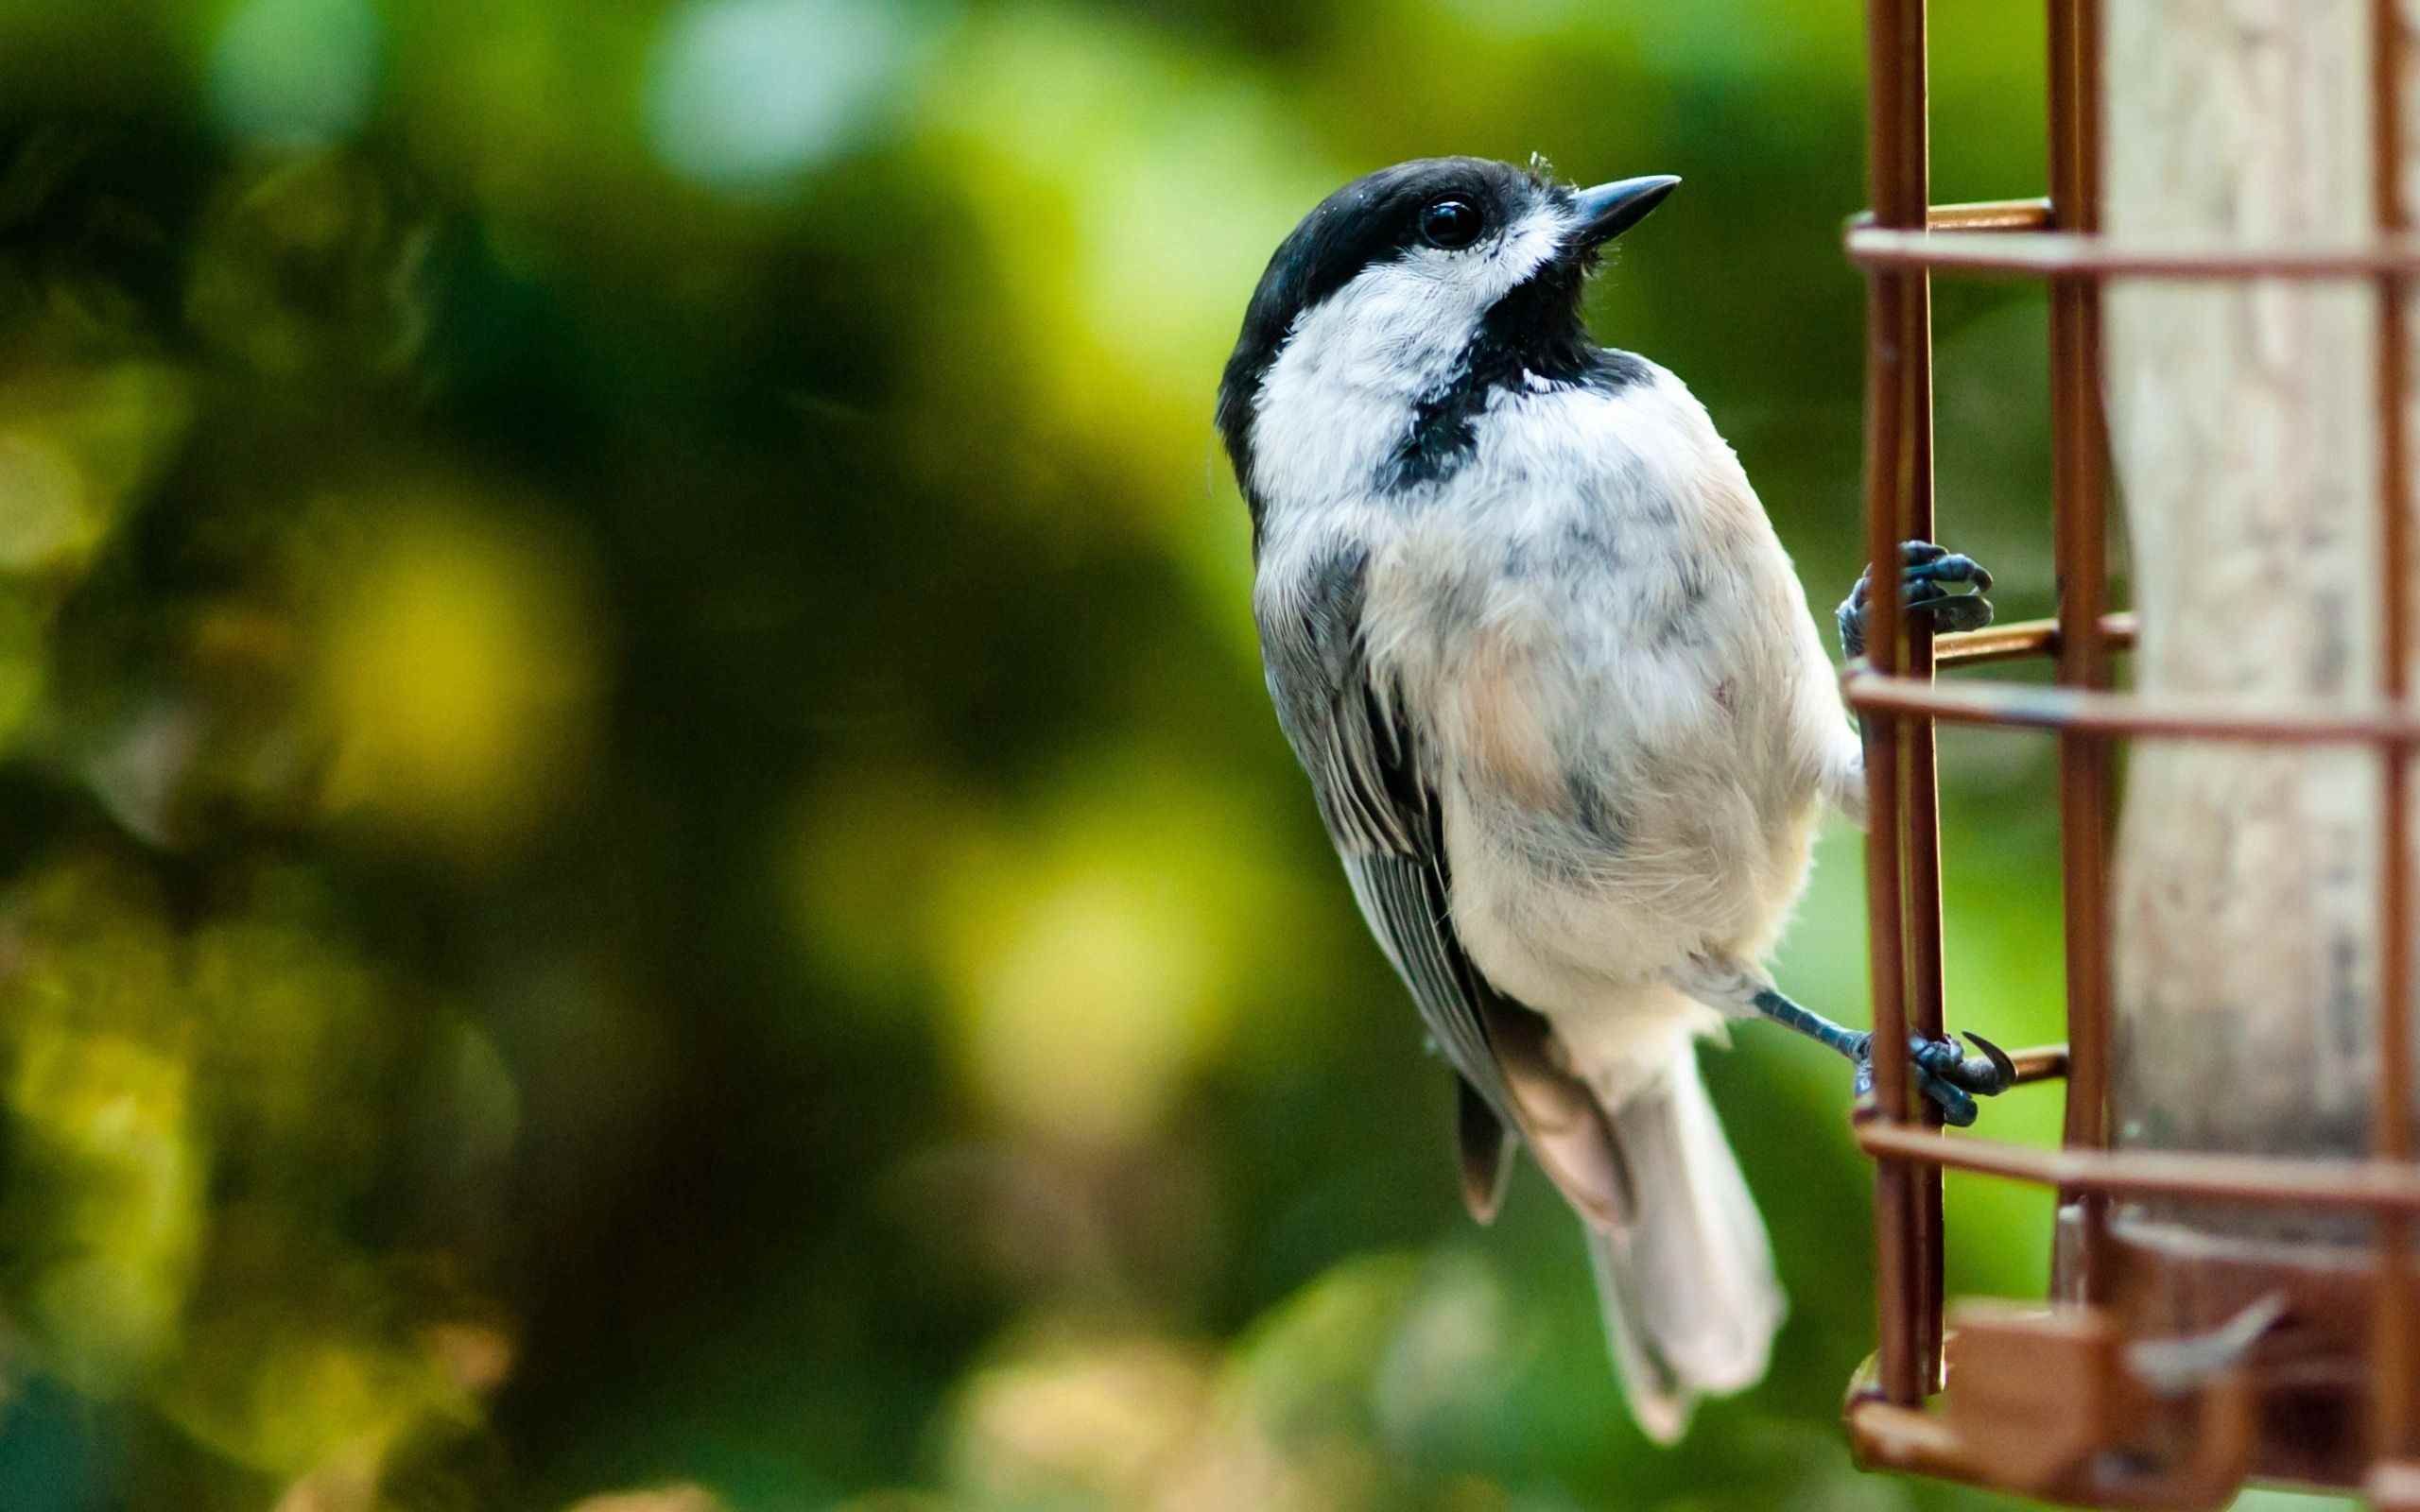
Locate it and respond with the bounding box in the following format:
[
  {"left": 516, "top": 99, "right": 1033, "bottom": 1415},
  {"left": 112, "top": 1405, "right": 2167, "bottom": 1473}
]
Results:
[
  {"left": 2105, "top": 0, "right": 2386, "bottom": 1235},
  {"left": 2101, "top": 0, "right": 2416, "bottom": 1480}
]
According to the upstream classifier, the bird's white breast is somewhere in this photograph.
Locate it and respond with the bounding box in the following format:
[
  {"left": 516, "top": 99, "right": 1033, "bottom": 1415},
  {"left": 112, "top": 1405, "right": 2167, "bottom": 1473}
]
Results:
[
  {"left": 1248, "top": 215, "right": 1570, "bottom": 516},
  {"left": 1259, "top": 367, "right": 1846, "bottom": 1032}
]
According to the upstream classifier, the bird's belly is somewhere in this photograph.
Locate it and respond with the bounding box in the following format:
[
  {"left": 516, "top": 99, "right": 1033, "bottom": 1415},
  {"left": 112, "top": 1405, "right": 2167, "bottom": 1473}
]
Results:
[
  {"left": 1438, "top": 690, "right": 1824, "bottom": 1019},
  {"left": 1352, "top": 438, "right": 1839, "bottom": 1021}
]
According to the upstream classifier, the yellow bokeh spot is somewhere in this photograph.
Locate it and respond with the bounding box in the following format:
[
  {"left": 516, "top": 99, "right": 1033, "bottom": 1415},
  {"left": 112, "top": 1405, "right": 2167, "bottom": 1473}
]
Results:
[
  {"left": 313, "top": 499, "right": 600, "bottom": 853},
  {"left": 561, "top": 1490, "right": 728, "bottom": 1512},
  {"left": 155, "top": 1206, "right": 477, "bottom": 1476},
  {"left": 0, "top": 361, "right": 194, "bottom": 578},
  {"left": 165, "top": 1322, "right": 469, "bottom": 1477},
  {"left": 9, "top": 1027, "right": 205, "bottom": 1396},
  {"left": 954, "top": 863, "right": 1221, "bottom": 1148},
  {"left": 945, "top": 1331, "right": 1213, "bottom": 1507},
  {"left": 925, "top": 758, "right": 1314, "bottom": 1149}
]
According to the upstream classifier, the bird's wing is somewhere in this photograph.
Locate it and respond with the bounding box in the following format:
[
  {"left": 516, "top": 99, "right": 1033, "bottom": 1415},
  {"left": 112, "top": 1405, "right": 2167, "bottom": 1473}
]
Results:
[{"left": 1259, "top": 544, "right": 1633, "bottom": 1229}]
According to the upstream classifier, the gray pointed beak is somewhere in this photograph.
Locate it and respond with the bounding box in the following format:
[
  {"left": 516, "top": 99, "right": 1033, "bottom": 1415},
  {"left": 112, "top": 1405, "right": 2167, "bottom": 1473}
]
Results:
[{"left": 1572, "top": 174, "right": 1681, "bottom": 247}]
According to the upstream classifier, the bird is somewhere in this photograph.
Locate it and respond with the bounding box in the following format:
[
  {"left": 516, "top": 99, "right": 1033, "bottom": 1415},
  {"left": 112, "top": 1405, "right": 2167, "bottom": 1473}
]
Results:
[{"left": 1216, "top": 156, "right": 2009, "bottom": 1442}]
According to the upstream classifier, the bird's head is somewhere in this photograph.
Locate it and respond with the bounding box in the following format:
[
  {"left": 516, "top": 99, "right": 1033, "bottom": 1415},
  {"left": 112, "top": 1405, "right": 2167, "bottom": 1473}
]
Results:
[{"left": 1217, "top": 156, "right": 1677, "bottom": 519}]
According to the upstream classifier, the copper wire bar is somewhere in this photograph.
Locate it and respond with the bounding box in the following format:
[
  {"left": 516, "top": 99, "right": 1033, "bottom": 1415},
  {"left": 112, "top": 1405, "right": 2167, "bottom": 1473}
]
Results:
[
  {"left": 2371, "top": 0, "right": 2416, "bottom": 1466},
  {"left": 1845, "top": 227, "right": 2420, "bottom": 279},
  {"left": 1859, "top": 1125, "right": 2420, "bottom": 1213},
  {"left": 1895, "top": 77, "right": 1957, "bottom": 1408},
  {"left": 1932, "top": 610, "right": 2136, "bottom": 668},
  {"left": 1858, "top": 287, "right": 1921, "bottom": 1405},
  {"left": 1845, "top": 199, "right": 2059, "bottom": 233},
  {"left": 1860, "top": 0, "right": 1932, "bottom": 1408},
  {"left": 2048, "top": 0, "right": 2115, "bottom": 1308},
  {"left": 2004, "top": 1042, "right": 2070, "bottom": 1085},
  {"left": 1843, "top": 670, "right": 2420, "bottom": 743},
  {"left": 1927, "top": 198, "right": 2054, "bottom": 232}
]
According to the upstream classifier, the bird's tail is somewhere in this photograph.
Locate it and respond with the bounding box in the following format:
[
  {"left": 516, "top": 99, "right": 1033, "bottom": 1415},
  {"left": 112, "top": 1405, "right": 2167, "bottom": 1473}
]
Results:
[{"left": 1582, "top": 1040, "right": 1784, "bottom": 1444}]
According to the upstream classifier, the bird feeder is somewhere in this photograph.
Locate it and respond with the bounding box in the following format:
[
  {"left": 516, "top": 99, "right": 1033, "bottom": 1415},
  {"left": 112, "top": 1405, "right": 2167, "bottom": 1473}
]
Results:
[{"left": 1843, "top": 2, "right": 2420, "bottom": 1505}]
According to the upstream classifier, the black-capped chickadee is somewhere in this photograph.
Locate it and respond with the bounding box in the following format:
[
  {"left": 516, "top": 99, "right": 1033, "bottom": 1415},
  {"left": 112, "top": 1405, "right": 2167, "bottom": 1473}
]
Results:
[{"left": 1217, "top": 157, "right": 2008, "bottom": 1441}]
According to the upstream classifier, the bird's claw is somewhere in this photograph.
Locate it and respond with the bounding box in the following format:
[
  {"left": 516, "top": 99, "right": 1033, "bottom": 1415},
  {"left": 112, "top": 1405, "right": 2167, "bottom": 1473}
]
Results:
[
  {"left": 1854, "top": 1030, "right": 2014, "bottom": 1128},
  {"left": 1957, "top": 1029, "right": 2018, "bottom": 1092},
  {"left": 1837, "top": 540, "right": 1996, "bottom": 660}
]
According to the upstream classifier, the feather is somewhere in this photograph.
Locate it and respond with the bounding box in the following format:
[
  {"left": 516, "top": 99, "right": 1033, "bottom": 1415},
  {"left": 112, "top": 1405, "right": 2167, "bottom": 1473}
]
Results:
[
  {"left": 1455, "top": 1075, "right": 1514, "bottom": 1224},
  {"left": 1584, "top": 1044, "right": 1784, "bottom": 1443},
  {"left": 1258, "top": 543, "right": 1633, "bottom": 1229}
]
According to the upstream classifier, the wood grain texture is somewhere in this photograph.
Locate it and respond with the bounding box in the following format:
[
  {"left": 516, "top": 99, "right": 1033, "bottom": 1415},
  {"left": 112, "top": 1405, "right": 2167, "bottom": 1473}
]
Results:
[{"left": 2104, "top": 0, "right": 2399, "bottom": 1239}]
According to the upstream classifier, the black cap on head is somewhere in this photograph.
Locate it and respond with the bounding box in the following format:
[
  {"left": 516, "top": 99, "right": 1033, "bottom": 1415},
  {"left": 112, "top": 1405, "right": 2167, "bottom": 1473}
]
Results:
[
  {"left": 1218, "top": 159, "right": 1542, "bottom": 472},
  {"left": 1217, "top": 157, "right": 1677, "bottom": 532}
]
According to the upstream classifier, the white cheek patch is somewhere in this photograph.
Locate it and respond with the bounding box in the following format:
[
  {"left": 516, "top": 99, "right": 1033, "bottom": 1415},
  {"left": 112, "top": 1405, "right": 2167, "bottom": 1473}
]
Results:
[
  {"left": 1247, "top": 262, "right": 1481, "bottom": 511},
  {"left": 1247, "top": 197, "right": 1578, "bottom": 511},
  {"left": 1490, "top": 202, "right": 1573, "bottom": 297},
  {"left": 1264, "top": 199, "right": 1577, "bottom": 396}
]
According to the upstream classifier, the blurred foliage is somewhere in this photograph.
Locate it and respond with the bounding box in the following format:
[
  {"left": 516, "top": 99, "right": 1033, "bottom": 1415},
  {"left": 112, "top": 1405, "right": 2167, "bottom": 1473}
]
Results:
[{"left": 0, "top": 0, "right": 2343, "bottom": 1509}]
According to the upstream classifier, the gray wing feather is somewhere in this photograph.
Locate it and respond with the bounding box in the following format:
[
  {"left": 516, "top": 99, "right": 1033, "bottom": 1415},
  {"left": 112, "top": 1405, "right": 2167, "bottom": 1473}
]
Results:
[
  {"left": 1456, "top": 1074, "right": 1516, "bottom": 1224},
  {"left": 1339, "top": 851, "right": 1510, "bottom": 1110},
  {"left": 1259, "top": 543, "right": 1508, "bottom": 1114},
  {"left": 1259, "top": 544, "right": 1630, "bottom": 1228}
]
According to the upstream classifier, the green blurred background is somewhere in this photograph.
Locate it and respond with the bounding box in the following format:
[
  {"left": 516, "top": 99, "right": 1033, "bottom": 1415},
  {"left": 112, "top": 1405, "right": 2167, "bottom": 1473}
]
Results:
[{"left": 0, "top": 1, "right": 2335, "bottom": 1509}]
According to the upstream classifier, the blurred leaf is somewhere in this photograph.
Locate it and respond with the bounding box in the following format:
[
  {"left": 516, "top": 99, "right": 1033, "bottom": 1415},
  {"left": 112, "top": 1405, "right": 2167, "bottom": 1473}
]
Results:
[
  {"left": 307, "top": 495, "right": 603, "bottom": 857},
  {"left": 0, "top": 361, "right": 192, "bottom": 578}
]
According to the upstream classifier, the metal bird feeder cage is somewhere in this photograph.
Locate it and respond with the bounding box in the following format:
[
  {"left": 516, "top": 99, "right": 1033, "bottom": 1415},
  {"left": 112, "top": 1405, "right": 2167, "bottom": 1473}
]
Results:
[{"left": 1844, "top": 1, "right": 2420, "bottom": 1504}]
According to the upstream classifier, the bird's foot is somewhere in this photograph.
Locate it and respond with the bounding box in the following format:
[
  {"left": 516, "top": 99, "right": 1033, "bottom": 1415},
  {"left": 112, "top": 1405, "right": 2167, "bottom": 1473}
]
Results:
[
  {"left": 1837, "top": 540, "right": 1995, "bottom": 660},
  {"left": 1851, "top": 1030, "right": 2015, "bottom": 1128}
]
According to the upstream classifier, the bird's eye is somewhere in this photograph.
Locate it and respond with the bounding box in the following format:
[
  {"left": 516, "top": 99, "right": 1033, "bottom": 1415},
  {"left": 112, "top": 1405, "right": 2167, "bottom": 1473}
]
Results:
[{"left": 1419, "top": 197, "right": 1483, "bottom": 249}]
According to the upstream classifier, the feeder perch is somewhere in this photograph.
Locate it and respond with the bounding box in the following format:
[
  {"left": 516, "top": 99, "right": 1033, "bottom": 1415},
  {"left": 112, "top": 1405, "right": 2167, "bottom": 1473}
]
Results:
[{"left": 1843, "top": 2, "right": 2420, "bottom": 1503}]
